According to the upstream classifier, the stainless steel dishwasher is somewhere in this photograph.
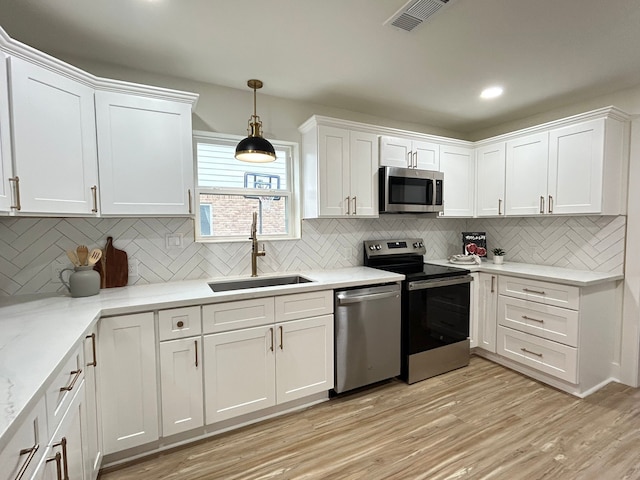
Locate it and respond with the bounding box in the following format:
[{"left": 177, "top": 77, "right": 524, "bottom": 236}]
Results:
[{"left": 334, "top": 282, "right": 402, "bottom": 394}]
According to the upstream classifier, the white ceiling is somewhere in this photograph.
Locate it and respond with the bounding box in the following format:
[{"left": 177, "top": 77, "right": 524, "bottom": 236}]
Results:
[{"left": 2, "top": 0, "right": 640, "bottom": 133}]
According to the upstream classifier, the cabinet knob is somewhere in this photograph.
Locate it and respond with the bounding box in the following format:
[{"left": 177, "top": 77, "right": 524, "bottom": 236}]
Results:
[{"left": 177, "top": 320, "right": 184, "bottom": 328}]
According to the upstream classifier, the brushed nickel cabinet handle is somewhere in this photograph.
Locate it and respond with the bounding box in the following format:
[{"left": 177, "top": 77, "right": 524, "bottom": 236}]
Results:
[
  {"left": 45, "top": 452, "right": 62, "bottom": 480},
  {"left": 521, "top": 347, "right": 543, "bottom": 357},
  {"left": 539, "top": 196, "right": 544, "bottom": 214},
  {"left": 490, "top": 276, "right": 495, "bottom": 293},
  {"left": 9, "top": 177, "right": 21, "bottom": 211},
  {"left": 549, "top": 195, "right": 553, "bottom": 213},
  {"left": 86, "top": 334, "right": 97, "bottom": 367},
  {"left": 345, "top": 196, "right": 351, "bottom": 215},
  {"left": 91, "top": 185, "right": 98, "bottom": 213},
  {"left": 188, "top": 189, "right": 193, "bottom": 214},
  {"left": 15, "top": 443, "right": 40, "bottom": 480},
  {"left": 498, "top": 199, "right": 503, "bottom": 215},
  {"left": 413, "top": 151, "right": 418, "bottom": 168},
  {"left": 522, "top": 288, "right": 546, "bottom": 295},
  {"left": 522, "top": 315, "right": 544, "bottom": 323},
  {"left": 194, "top": 340, "right": 198, "bottom": 367},
  {"left": 59, "top": 369, "right": 82, "bottom": 392},
  {"left": 269, "top": 327, "right": 274, "bottom": 352},
  {"left": 279, "top": 326, "right": 284, "bottom": 350},
  {"left": 407, "top": 151, "right": 412, "bottom": 168},
  {"left": 352, "top": 196, "right": 357, "bottom": 215}
]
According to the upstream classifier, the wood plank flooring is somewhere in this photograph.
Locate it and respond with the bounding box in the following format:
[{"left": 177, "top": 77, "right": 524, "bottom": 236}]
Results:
[{"left": 99, "top": 356, "right": 640, "bottom": 480}]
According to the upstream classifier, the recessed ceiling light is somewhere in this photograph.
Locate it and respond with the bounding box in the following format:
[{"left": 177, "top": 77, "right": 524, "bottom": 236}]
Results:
[{"left": 480, "top": 86, "right": 504, "bottom": 99}]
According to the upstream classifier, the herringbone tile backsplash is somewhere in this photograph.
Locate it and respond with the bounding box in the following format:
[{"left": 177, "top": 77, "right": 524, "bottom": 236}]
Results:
[{"left": 0, "top": 215, "right": 626, "bottom": 296}]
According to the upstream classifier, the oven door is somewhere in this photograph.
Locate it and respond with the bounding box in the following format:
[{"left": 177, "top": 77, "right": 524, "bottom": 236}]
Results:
[{"left": 404, "top": 276, "right": 471, "bottom": 354}]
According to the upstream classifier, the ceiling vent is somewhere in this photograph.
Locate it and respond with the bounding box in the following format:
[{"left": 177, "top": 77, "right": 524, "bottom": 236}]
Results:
[{"left": 384, "top": 0, "right": 451, "bottom": 32}]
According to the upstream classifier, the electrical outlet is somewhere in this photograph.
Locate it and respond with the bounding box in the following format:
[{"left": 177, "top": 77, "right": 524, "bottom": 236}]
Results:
[
  {"left": 128, "top": 259, "right": 139, "bottom": 278},
  {"left": 51, "top": 261, "right": 69, "bottom": 283}
]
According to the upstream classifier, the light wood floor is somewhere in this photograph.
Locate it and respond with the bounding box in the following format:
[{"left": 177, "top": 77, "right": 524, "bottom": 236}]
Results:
[{"left": 99, "top": 356, "right": 640, "bottom": 480}]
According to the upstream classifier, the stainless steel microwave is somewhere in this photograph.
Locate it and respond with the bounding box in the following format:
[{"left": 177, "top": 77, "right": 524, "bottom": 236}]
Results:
[{"left": 379, "top": 166, "right": 444, "bottom": 213}]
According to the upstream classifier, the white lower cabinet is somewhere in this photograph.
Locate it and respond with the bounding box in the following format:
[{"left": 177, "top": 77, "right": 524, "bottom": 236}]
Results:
[
  {"left": 32, "top": 381, "right": 87, "bottom": 480},
  {"left": 204, "top": 325, "right": 275, "bottom": 423},
  {"left": 474, "top": 273, "right": 622, "bottom": 396},
  {"left": 159, "top": 337, "right": 204, "bottom": 436},
  {"left": 204, "top": 291, "right": 334, "bottom": 425},
  {"left": 98, "top": 312, "right": 158, "bottom": 455},
  {"left": 0, "top": 397, "right": 47, "bottom": 480},
  {"left": 475, "top": 273, "right": 498, "bottom": 353},
  {"left": 82, "top": 329, "right": 102, "bottom": 480},
  {"left": 496, "top": 325, "right": 578, "bottom": 383},
  {"left": 204, "top": 315, "right": 334, "bottom": 425},
  {"left": 275, "top": 315, "right": 334, "bottom": 404}
]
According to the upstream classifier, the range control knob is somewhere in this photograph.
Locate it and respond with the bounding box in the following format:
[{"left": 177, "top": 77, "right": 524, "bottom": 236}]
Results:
[
  {"left": 368, "top": 245, "right": 376, "bottom": 251},
  {"left": 375, "top": 244, "right": 382, "bottom": 250},
  {"left": 419, "top": 241, "right": 424, "bottom": 247},
  {"left": 413, "top": 242, "right": 420, "bottom": 248}
]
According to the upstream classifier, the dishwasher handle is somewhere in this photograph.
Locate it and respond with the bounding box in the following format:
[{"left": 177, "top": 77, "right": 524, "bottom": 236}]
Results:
[{"left": 336, "top": 289, "right": 400, "bottom": 305}]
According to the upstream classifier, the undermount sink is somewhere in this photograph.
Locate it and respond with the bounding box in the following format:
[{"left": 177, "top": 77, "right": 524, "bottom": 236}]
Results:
[{"left": 208, "top": 275, "right": 313, "bottom": 292}]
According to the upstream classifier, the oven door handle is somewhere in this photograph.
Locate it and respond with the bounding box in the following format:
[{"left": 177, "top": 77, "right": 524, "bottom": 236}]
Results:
[
  {"left": 337, "top": 290, "right": 400, "bottom": 305},
  {"left": 408, "top": 275, "right": 473, "bottom": 291}
]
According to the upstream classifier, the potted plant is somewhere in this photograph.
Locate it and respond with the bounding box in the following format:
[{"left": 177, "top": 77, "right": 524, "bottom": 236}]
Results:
[{"left": 492, "top": 248, "right": 505, "bottom": 265}]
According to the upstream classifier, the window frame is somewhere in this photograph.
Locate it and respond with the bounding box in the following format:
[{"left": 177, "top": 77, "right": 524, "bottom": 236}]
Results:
[{"left": 193, "top": 130, "right": 301, "bottom": 243}]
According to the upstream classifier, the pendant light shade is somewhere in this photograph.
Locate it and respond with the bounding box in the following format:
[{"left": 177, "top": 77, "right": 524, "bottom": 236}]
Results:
[{"left": 235, "top": 79, "right": 276, "bottom": 163}]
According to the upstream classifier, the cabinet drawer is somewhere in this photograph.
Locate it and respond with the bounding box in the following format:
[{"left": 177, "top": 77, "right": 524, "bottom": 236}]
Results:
[
  {"left": 203, "top": 297, "right": 275, "bottom": 333},
  {"left": 498, "top": 276, "right": 579, "bottom": 310},
  {"left": 158, "top": 306, "right": 202, "bottom": 340},
  {"left": 0, "top": 397, "right": 47, "bottom": 480},
  {"left": 498, "top": 296, "right": 579, "bottom": 347},
  {"left": 45, "top": 345, "right": 84, "bottom": 436},
  {"left": 275, "top": 290, "right": 333, "bottom": 322},
  {"left": 496, "top": 325, "right": 577, "bottom": 383}
]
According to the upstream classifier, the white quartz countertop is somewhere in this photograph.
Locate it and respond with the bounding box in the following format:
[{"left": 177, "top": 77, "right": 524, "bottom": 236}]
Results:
[
  {"left": 0, "top": 267, "right": 403, "bottom": 450},
  {"left": 426, "top": 259, "right": 623, "bottom": 287}
]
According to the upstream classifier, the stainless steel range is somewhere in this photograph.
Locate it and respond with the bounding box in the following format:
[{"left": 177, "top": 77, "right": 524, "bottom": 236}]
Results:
[{"left": 364, "top": 238, "right": 472, "bottom": 384}]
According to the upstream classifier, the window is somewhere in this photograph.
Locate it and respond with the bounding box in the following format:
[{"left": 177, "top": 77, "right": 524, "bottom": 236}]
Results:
[{"left": 194, "top": 131, "right": 300, "bottom": 242}]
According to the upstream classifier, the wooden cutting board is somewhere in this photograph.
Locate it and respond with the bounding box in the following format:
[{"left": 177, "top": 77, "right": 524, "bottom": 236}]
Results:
[{"left": 94, "top": 236, "right": 128, "bottom": 288}]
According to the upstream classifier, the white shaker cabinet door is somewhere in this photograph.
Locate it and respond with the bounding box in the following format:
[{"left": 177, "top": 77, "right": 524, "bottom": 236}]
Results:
[
  {"left": 204, "top": 326, "right": 276, "bottom": 424},
  {"left": 413, "top": 140, "right": 440, "bottom": 170},
  {"left": 475, "top": 142, "right": 506, "bottom": 217},
  {"left": 159, "top": 337, "right": 204, "bottom": 437},
  {"left": 275, "top": 315, "right": 334, "bottom": 404},
  {"left": 317, "top": 125, "right": 350, "bottom": 216},
  {"left": 95, "top": 91, "right": 194, "bottom": 216},
  {"left": 548, "top": 118, "right": 605, "bottom": 214},
  {"left": 505, "top": 132, "right": 549, "bottom": 215},
  {"left": 98, "top": 312, "right": 158, "bottom": 455},
  {"left": 83, "top": 329, "right": 102, "bottom": 480},
  {"left": 9, "top": 56, "right": 99, "bottom": 215},
  {"left": 349, "top": 130, "right": 378, "bottom": 217},
  {"left": 0, "top": 51, "right": 12, "bottom": 213},
  {"left": 379, "top": 135, "right": 412, "bottom": 168},
  {"left": 439, "top": 144, "right": 474, "bottom": 217},
  {"left": 477, "top": 273, "right": 498, "bottom": 353}
]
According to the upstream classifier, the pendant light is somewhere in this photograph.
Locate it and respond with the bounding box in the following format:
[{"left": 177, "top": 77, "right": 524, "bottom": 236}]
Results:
[{"left": 235, "top": 79, "right": 276, "bottom": 163}]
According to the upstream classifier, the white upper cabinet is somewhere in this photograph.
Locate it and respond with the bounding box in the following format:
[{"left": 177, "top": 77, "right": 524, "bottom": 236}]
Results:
[
  {"left": 0, "top": 51, "right": 11, "bottom": 213},
  {"left": 8, "top": 56, "right": 99, "bottom": 215},
  {"left": 379, "top": 136, "right": 440, "bottom": 170},
  {"left": 439, "top": 144, "right": 474, "bottom": 217},
  {"left": 95, "top": 91, "right": 194, "bottom": 216},
  {"left": 300, "top": 118, "right": 378, "bottom": 218},
  {"left": 505, "top": 132, "right": 549, "bottom": 216},
  {"left": 475, "top": 142, "right": 506, "bottom": 217},
  {"left": 548, "top": 117, "right": 626, "bottom": 215}
]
